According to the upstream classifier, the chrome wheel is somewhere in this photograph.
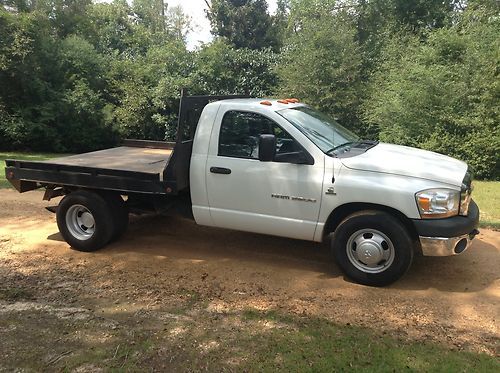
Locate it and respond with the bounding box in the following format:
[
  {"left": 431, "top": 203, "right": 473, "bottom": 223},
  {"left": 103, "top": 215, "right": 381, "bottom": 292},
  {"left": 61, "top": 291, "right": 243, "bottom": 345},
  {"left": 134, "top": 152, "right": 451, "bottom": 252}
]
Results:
[
  {"left": 346, "top": 229, "right": 395, "bottom": 274},
  {"left": 65, "top": 204, "right": 95, "bottom": 241}
]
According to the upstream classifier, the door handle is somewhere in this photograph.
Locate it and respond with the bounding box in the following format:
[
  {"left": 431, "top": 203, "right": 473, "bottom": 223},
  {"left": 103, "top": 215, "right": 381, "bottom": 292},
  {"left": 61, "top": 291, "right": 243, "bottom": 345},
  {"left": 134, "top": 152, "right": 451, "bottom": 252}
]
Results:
[{"left": 210, "top": 167, "right": 231, "bottom": 175}]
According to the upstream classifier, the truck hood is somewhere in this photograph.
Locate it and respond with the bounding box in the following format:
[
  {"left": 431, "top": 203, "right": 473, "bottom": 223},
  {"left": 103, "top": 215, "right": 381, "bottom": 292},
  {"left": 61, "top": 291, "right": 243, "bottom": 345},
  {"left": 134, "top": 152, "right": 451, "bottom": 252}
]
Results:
[{"left": 340, "top": 143, "right": 467, "bottom": 187}]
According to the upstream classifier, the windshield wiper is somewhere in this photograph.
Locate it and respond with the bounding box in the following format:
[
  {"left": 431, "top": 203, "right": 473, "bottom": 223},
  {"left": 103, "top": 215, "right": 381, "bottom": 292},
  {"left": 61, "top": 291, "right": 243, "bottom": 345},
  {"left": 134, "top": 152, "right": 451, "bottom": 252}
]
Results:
[
  {"left": 326, "top": 140, "right": 379, "bottom": 155},
  {"left": 357, "top": 139, "right": 379, "bottom": 150},
  {"left": 326, "top": 142, "right": 357, "bottom": 155}
]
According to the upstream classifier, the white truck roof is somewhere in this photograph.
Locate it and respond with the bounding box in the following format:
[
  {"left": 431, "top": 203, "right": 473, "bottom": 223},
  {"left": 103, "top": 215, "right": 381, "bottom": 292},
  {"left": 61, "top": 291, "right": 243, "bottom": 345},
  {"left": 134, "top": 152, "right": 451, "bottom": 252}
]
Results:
[{"left": 215, "top": 98, "right": 305, "bottom": 112}]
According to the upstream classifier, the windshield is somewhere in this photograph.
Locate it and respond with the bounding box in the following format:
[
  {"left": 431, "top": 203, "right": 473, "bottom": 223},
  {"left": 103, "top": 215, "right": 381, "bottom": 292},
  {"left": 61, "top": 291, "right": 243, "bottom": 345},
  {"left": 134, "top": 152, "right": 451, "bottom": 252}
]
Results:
[{"left": 277, "top": 106, "right": 359, "bottom": 154}]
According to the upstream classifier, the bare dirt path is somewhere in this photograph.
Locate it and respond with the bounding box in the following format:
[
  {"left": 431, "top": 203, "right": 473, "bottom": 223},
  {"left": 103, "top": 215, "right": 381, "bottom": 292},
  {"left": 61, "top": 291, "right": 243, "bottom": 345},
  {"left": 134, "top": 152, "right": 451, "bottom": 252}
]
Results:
[{"left": 0, "top": 189, "right": 499, "bottom": 368}]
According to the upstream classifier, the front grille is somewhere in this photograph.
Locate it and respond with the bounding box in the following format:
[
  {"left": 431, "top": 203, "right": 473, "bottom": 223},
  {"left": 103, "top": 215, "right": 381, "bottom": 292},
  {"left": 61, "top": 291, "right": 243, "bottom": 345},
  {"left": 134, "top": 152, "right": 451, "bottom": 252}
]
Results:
[
  {"left": 462, "top": 169, "right": 472, "bottom": 191},
  {"left": 460, "top": 168, "right": 473, "bottom": 216}
]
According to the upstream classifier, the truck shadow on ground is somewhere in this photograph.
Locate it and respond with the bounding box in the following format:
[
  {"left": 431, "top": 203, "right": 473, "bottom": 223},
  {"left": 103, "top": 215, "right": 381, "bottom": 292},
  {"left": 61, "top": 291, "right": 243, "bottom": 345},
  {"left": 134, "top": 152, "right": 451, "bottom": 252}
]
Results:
[{"left": 47, "top": 214, "right": 500, "bottom": 294}]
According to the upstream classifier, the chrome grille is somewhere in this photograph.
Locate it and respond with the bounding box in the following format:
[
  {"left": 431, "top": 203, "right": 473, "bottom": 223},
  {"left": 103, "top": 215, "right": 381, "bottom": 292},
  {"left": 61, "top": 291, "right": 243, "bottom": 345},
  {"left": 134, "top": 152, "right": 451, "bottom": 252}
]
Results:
[{"left": 460, "top": 169, "right": 473, "bottom": 216}]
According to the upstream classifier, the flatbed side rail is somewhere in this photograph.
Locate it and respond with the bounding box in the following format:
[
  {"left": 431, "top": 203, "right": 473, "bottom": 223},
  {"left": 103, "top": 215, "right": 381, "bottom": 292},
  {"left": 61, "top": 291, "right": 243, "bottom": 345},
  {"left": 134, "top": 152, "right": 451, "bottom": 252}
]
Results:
[
  {"left": 123, "top": 139, "right": 175, "bottom": 149},
  {"left": 5, "top": 159, "right": 171, "bottom": 195}
]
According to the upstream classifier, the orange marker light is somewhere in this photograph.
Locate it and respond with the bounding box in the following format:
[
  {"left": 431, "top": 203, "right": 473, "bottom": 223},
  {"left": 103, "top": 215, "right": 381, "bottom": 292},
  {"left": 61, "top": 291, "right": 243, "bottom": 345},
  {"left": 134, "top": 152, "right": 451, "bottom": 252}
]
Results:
[
  {"left": 260, "top": 101, "right": 272, "bottom": 106},
  {"left": 417, "top": 196, "right": 431, "bottom": 211},
  {"left": 287, "top": 98, "right": 299, "bottom": 103},
  {"left": 277, "top": 99, "right": 289, "bottom": 104}
]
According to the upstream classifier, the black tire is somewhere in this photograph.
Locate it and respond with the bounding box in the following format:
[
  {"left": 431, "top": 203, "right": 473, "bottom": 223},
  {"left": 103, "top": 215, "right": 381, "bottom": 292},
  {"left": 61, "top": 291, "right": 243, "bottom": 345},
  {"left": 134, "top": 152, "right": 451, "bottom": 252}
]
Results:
[
  {"left": 103, "top": 192, "right": 129, "bottom": 241},
  {"left": 56, "top": 190, "right": 114, "bottom": 252},
  {"left": 332, "top": 210, "right": 414, "bottom": 286}
]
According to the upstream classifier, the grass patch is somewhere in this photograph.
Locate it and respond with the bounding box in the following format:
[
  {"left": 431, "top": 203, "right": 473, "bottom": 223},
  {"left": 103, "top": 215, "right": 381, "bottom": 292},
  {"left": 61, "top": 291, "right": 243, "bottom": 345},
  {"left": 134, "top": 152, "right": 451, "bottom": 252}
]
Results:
[
  {"left": 170, "top": 288, "right": 205, "bottom": 314},
  {"left": 61, "top": 336, "right": 153, "bottom": 372},
  {"left": 0, "top": 152, "right": 65, "bottom": 189},
  {"left": 235, "top": 311, "right": 499, "bottom": 372},
  {"left": 0, "top": 287, "right": 33, "bottom": 301},
  {"left": 473, "top": 181, "right": 500, "bottom": 230},
  {"left": 1, "top": 303, "right": 498, "bottom": 371},
  {"left": 140, "top": 309, "right": 500, "bottom": 371}
]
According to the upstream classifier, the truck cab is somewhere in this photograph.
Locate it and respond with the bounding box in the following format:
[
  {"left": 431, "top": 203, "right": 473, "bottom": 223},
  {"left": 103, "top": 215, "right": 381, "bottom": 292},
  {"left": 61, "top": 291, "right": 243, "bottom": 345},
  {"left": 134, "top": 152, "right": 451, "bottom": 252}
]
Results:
[{"left": 5, "top": 95, "right": 479, "bottom": 286}]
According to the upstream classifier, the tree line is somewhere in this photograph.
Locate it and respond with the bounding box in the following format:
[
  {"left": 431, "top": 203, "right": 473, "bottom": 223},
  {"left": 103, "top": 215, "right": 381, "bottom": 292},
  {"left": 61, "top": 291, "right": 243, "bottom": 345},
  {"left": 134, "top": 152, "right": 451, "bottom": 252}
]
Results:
[{"left": 0, "top": 0, "right": 498, "bottom": 179}]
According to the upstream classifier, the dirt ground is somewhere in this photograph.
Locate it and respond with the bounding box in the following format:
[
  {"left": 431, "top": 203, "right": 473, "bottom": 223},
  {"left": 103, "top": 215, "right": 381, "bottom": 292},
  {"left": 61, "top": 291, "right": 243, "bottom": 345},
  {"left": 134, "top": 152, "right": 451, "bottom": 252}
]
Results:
[{"left": 0, "top": 189, "right": 499, "bottom": 370}]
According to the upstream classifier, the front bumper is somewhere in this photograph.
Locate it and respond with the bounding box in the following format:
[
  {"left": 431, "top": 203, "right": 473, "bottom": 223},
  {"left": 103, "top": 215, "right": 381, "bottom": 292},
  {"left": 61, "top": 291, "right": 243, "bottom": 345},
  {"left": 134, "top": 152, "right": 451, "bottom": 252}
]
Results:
[
  {"left": 419, "top": 229, "right": 479, "bottom": 256},
  {"left": 413, "top": 200, "right": 480, "bottom": 257}
]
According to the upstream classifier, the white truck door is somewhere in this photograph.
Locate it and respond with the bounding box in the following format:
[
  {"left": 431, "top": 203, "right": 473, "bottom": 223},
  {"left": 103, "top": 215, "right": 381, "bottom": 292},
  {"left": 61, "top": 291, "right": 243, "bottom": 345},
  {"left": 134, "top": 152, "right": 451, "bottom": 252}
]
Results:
[{"left": 206, "top": 109, "right": 324, "bottom": 241}]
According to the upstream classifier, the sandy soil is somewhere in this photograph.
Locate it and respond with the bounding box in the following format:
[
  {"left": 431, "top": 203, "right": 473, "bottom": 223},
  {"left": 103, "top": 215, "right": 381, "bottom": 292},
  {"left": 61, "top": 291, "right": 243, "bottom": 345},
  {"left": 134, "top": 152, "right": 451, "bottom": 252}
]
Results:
[{"left": 0, "top": 189, "right": 499, "bottom": 363}]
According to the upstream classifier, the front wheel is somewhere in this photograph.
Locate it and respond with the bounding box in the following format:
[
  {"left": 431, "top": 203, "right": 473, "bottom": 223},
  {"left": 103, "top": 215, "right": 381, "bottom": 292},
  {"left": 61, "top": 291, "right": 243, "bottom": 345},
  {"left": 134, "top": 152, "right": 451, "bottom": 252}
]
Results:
[{"left": 332, "top": 210, "right": 414, "bottom": 286}]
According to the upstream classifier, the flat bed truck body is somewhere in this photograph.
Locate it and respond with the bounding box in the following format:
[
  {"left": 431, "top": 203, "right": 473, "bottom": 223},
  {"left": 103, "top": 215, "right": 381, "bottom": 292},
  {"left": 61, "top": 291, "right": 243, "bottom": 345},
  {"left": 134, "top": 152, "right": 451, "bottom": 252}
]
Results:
[{"left": 6, "top": 141, "right": 174, "bottom": 195}]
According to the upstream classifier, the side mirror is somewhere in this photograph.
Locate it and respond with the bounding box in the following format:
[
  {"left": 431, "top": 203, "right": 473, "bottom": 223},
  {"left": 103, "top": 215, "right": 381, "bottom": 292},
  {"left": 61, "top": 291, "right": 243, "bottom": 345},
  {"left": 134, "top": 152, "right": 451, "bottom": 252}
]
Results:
[{"left": 258, "top": 134, "right": 276, "bottom": 162}]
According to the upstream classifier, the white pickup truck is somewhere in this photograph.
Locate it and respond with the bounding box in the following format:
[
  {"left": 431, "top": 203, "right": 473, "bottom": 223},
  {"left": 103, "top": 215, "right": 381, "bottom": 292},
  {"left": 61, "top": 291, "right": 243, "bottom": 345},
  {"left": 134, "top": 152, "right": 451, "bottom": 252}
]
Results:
[{"left": 5, "top": 94, "right": 479, "bottom": 286}]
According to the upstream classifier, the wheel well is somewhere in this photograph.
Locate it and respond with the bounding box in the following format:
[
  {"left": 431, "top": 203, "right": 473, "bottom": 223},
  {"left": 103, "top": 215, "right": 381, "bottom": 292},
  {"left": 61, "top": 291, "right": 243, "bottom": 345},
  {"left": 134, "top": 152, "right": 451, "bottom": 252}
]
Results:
[
  {"left": 323, "top": 202, "right": 421, "bottom": 252},
  {"left": 60, "top": 187, "right": 125, "bottom": 201}
]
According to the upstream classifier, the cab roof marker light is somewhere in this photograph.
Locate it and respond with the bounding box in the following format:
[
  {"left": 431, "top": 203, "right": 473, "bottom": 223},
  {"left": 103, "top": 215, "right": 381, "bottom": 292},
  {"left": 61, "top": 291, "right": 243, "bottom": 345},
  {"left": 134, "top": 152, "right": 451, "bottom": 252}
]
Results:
[
  {"left": 286, "top": 98, "right": 299, "bottom": 103},
  {"left": 277, "top": 99, "right": 289, "bottom": 104},
  {"left": 260, "top": 101, "right": 272, "bottom": 106}
]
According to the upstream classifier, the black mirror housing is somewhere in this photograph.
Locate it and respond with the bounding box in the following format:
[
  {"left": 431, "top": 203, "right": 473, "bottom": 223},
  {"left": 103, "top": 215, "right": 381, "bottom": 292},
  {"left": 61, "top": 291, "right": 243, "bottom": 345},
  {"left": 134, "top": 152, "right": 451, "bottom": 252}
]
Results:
[{"left": 258, "top": 134, "right": 276, "bottom": 162}]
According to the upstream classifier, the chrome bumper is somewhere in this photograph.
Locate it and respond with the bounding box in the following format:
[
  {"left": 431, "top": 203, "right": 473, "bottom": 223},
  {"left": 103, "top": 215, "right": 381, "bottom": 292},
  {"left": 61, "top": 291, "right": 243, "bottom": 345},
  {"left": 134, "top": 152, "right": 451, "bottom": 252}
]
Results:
[{"left": 419, "top": 230, "right": 479, "bottom": 256}]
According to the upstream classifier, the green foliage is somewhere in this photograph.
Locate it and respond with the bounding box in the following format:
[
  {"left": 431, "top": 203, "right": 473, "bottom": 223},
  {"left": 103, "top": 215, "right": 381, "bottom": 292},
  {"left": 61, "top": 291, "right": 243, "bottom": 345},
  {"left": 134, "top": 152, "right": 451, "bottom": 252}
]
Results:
[
  {"left": 363, "top": 3, "right": 499, "bottom": 179},
  {"left": 0, "top": 0, "right": 498, "bottom": 179},
  {"left": 206, "top": 0, "right": 280, "bottom": 51},
  {"left": 0, "top": 1, "right": 277, "bottom": 147},
  {"left": 355, "top": 0, "right": 457, "bottom": 76},
  {"left": 132, "top": 0, "right": 166, "bottom": 33},
  {"left": 191, "top": 40, "right": 278, "bottom": 96},
  {"left": 356, "top": 0, "right": 457, "bottom": 36},
  {"left": 0, "top": 7, "right": 116, "bottom": 152},
  {"left": 83, "top": 0, "right": 135, "bottom": 54},
  {"left": 277, "top": 5, "right": 365, "bottom": 134},
  {"left": 0, "top": 8, "right": 63, "bottom": 150},
  {"left": 109, "top": 40, "right": 193, "bottom": 140}
]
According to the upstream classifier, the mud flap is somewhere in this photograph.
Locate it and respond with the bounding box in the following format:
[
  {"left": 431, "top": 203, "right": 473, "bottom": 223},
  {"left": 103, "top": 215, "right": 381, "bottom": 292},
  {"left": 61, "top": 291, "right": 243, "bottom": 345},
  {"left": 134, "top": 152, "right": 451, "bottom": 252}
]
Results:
[{"left": 45, "top": 206, "right": 58, "bottom": 214}]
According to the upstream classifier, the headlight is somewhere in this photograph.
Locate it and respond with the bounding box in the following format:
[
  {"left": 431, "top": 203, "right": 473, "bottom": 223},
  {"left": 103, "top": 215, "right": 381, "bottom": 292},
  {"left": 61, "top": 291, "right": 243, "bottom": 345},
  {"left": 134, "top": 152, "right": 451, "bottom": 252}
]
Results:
[{"left": 415, "top": 188, "right": 460, "bottom": 219}]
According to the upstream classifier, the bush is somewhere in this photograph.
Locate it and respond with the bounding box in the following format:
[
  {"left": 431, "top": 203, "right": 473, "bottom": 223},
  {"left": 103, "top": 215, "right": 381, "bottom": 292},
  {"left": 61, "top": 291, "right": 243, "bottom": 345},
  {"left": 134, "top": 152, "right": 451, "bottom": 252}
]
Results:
[
  {"left": 363, "top": 9, "right": 499, "bottom": 179},
  {"left": 276, "top": 8, "right": 365, "bottom": 135},
  {"left": 191, "top": 40, "right": 278, "bottom": 97}
]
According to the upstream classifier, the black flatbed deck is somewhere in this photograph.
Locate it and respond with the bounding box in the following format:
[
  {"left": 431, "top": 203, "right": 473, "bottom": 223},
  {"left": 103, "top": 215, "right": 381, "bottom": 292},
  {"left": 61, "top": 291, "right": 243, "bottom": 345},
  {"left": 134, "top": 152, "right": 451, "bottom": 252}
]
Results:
[
  {"left": 46, "top": 146, "right": 173, "bottom": 175},
  {"left": 5, "top": 141, "right": 176, "bottom": 195}
]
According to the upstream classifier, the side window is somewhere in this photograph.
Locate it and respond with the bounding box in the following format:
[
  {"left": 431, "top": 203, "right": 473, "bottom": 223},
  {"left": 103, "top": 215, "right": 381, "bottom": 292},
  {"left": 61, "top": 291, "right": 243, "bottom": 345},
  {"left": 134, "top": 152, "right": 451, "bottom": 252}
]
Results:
[
  {"left": 219, "top": 111, "right": 305, "bottom": 161},
  {"left": 219, "top": 111, "right": 270, "bottom": 159}
]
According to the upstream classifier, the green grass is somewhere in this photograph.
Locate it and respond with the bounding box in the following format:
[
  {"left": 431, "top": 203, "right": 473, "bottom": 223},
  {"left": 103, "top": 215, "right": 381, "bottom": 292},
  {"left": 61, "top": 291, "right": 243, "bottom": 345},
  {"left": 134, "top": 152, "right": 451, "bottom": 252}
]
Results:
[
  {"left": 1, "top": 152, "right": 499, "bottom": 229},
  {"left": 0, "top": 287, "right": 33, "bottom": 301},
  {"left": 0, "top": 152, "right": 64, "bottom": 188},
  {"left": 59, "top": 308, "right": 500, "bottom": 371},
  {"left": 473, "top": 181, "right": 500, "bottom": 230},
  {"left": 234, "top": 311, "right": 500, "bottom": 372}
]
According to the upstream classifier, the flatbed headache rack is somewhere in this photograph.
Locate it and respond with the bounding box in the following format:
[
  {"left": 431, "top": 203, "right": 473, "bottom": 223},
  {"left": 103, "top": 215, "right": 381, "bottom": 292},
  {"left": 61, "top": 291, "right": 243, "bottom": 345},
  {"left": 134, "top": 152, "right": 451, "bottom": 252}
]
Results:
[{"left": 5, "top": 92, "right": 250, "bottom": 196}]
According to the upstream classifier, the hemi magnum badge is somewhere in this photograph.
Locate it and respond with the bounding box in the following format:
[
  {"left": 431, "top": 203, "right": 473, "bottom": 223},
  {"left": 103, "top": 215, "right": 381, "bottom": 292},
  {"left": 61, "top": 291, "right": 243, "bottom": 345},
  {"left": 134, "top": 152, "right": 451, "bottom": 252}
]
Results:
[{"left": 272, "top": 194, "right": 317, "bottom": 203}]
